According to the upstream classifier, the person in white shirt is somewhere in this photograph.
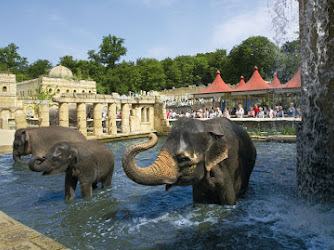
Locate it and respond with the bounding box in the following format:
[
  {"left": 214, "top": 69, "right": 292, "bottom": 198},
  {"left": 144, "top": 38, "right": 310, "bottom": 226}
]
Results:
[{"left": 236, "top": 104, "right": 244, "bottom": 118}]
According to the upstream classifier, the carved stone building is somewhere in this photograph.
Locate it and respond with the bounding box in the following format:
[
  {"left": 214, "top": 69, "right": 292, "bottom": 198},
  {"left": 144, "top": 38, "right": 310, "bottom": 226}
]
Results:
[{"left": 17, "top": 65, "right": 96, "bottom": 97}]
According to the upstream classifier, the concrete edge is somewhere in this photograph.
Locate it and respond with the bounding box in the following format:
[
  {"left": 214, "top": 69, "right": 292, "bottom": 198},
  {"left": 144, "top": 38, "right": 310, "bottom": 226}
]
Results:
[{"left": 0, "top": 211, "right": 69, "bottom": 249}]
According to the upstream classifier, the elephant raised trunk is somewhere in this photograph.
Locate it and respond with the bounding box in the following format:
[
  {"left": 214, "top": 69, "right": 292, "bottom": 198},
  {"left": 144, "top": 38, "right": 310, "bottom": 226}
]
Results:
[
  {"left": 122, "top": 133, "right": 179, "bottom": 186},
  {"left": 29, "top": 156, "right": 46, "bottom": 172}
]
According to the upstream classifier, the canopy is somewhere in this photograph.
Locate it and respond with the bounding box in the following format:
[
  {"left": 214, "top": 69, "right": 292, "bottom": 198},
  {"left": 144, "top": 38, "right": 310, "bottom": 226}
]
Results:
[
  {"left": 193, "top": 70, "right": 232, "bottom": 98},
  {"left": 282, "top": 67, "right": 301, "bottom": 88},
  {"left": 234, "top": 76, "right": 246, "bottom": 90},
  {"left": 231, "top": 66, "right": 272, "bottom": 95},
  {"left": 271, "top": 73, "right": 283, "bottom": 88}
]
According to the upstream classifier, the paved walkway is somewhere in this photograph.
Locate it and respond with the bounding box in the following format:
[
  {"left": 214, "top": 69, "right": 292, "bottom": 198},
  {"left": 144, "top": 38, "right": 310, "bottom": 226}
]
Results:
[{"left": 0, "top": 211, "right": 68, "bottom": 249}]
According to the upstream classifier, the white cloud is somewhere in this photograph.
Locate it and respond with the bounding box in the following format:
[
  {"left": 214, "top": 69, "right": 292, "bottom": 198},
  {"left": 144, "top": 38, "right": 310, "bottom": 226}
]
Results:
[
  {"left": 212, "top": 6, "right": 274, "bottom": 50},
  {"left": 211, "top": 2, "right": 298, "bottom": 50}
]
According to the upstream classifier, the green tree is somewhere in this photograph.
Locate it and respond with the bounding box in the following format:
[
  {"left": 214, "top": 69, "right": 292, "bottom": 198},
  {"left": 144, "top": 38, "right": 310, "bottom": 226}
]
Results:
[
  {"left": 137, "top": 58, "right": 166, "bottom": 91},
  {"left": 225, "top": 36, "right": 281, "bottom": 84},
  {"left": 0, "top": 43, "right": 28, "bottom": 80},
  {"left": 278, "top": 39, "right": 300, "bottom": 82},
  {"left": 89, "top": 34, "right": 127, "bottom": 69},
  {"left": 174, "top": 55, "right": 195, "bottom": 86},
  {"left": 26, "top": 59, "right": 52, "bottom": 79},
  {"left": 161, "top": 57, "right": 182, "bottom": 89},
  {"left": 102, "top": 61, "right": 141, "bottom": 94}
]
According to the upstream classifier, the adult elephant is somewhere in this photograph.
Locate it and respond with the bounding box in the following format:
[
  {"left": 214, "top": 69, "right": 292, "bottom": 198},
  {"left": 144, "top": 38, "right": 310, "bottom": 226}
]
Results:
[
  {"left": 122, "top": 117, "right": 256, "bottom": 205},
  {"left": 29, "top": 140, "right": 114, "bottom": 201},
  {"left": 13, "top": 126, "right": 86, "bottom": 162}
]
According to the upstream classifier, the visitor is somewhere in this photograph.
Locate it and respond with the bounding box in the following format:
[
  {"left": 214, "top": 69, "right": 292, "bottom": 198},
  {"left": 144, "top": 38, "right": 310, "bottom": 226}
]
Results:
[
  {"left": 247, "top": 106, "right": 255, "bottom": 118},
  {"left": 236, "top": 104, "right": 244, "bottom": 118},
  {"left": 223, "top": 108, "right": 230, "bottom": 118},
  {"left": 257, "top": 107, "right": 265, "bottom": 118},
  {"left": 268, "top": 106, "right": 275, "bottom": 118},
  {"left": 231, "top": 107, "right": 236, "bottom": 116},
  {"left": 254, "top": 104, "right": 260, "bottom": 117},
  {"left": 295, "top": 108, "right": 301, "bottom": 118},
  {"left": 202, "top": 108, "right": 208, "bottom": 118},
  {"left": 166, "top": 109, "right": 170, "bottom": 119},
  {"left": 209, "top": 109, "right": 216, "bottom": 118},
  {"left": 170, "top": 109, "right": 176, "bottom": 119},
  {"left": 216, "top": 107, "right": 223, "bottom": 117},
  {"left": 276, "top": 106, "right": 284, "bottom": 117},
  {"left": 287, "top": 103, "right": 296, "bottom": 117}
]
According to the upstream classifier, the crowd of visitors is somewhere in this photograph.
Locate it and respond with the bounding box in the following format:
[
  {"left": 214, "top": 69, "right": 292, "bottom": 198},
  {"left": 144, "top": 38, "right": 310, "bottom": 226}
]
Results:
[{"left": 167, "top": 103, "right": 301, "bottom": 119}]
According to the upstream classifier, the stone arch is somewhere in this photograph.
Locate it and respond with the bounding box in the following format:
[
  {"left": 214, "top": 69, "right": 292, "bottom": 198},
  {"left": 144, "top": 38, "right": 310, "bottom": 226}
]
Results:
[
  {"left": 49, "top": 88, "right": 52, "bottom": 93},
  {"left": 66, "top": 89, "right": 70, "bottom": 93},
  {"left": 57, "top": 89, "right": 60, "bottom": 93},
  {"left": 82, "top": 90, "right": 85, "bottom": 93},
  {"left": 89, "top": 90, "right": 92, "bottom": 93},
  {"left": 146, "top": 107, "right": 150, "bottom": 122},
  {"left": 73, "top": 89, "right": 77, "bottom": 93},
  {"left": 2, "top": 86, "right": 7, "bottom": 92}
]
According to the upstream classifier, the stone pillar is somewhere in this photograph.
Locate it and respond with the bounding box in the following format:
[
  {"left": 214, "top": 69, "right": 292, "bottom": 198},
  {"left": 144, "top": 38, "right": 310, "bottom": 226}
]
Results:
[
  {"left": 77, "top": 103, "right": 87, "bottom": 136},
  {"left": 154, "top": 98, "right": 169, "bottom": 135},
  {"left": 297, "top": 0, "right": 334, "bottom": 201},
  {"left": 59, "top": 102, "right": 69, "bottom": 127},
  {"left": 93, "top": 103, "right": 103, "bottom": 137},
  {"left": 130, "top": 105, "right": 140, "bottom": 133},
  {"left": 142, "top": 107, "right": 147, "bottom": 122},
  {"left": 107, "top": 103, "right": 117, "bottom": 135},
  {"left": 121, "top": 103, "right": 130, "bottom": 134},
  {"left": 14, "top": 110, "right": 27, "bottom": 129},
  {"left": 149, "top": 106, "right": 155, "bottom": 130},
  {"left": 38, "top": 103, "right": 49, "bottom": 127}
]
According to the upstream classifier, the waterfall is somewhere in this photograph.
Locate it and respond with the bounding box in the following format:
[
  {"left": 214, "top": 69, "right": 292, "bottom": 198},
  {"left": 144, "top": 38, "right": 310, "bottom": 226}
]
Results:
[{"left": 297, "top": 0, "right": 334, "bottom": 201}]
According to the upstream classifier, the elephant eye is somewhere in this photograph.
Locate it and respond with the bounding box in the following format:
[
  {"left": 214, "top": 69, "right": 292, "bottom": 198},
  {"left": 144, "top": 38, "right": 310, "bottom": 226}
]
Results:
[{"left": 176, "top": 155, "right": 191, "bottom": 165}]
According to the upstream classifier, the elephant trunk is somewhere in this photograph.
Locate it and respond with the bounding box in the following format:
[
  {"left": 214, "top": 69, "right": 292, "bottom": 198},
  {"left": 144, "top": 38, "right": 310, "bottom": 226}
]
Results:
[
  {"left": 29, "top": 156, "right": 46, "bottom": 172},
  {"left": 122, "top": 133, "right": 179, "bottom": 186},
  {"left": 13, "top": 150, "right": 21, "bottom": 162}
]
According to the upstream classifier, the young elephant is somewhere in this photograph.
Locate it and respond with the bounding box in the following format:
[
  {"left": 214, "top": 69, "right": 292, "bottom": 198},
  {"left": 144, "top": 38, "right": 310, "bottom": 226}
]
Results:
[
  {"left": 13, "top": 126, "right": 87, "bottom": 162},
  {"left": 122, "top": 117, "right": 257, "bottom": 206},
  {"left": 29, "top": 140, "right": 114, "bottom": 201}
]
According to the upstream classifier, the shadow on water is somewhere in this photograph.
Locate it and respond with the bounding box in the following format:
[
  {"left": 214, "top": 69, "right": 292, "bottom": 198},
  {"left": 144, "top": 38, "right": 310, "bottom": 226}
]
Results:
[{"left": 0, "top": 138, "right": 334, "bottom": 249}]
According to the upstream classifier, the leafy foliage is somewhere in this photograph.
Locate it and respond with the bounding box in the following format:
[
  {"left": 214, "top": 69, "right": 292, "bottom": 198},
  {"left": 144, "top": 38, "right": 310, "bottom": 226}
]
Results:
[{"left": 1, "top": 34, "right": 300, "bottom": 95}]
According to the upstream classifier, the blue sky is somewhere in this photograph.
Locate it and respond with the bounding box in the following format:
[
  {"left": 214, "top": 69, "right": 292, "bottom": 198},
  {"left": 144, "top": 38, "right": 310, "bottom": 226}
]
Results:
[{"left": 1, "top": 0, "right": 298, "bottom": 66}]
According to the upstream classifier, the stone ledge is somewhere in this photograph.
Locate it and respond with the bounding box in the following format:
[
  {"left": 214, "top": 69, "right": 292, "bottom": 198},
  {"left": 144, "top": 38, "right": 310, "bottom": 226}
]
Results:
[{"left": 0, "top": 211, "right": 68, "bottom": 249}]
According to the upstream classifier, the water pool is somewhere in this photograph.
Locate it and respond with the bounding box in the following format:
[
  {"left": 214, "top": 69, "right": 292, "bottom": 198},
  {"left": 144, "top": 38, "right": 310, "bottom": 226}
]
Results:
[{"left": 0, "top": 138, "right": 333, "bottom": 249}]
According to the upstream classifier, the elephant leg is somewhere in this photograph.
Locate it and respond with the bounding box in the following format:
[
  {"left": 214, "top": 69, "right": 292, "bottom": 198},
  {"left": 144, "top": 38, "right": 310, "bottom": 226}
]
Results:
[
  {"left": 80, "top": 182, "right": 93, "bottom": 198},
  {"left": 211, "top": 167, "right": 237, "bottom": 205},
  {"left": 65, "top": 174, "right": 78, "bottom": 201},
  {"left": 102, "top": 174, "right": 112, "bottom": 188}
]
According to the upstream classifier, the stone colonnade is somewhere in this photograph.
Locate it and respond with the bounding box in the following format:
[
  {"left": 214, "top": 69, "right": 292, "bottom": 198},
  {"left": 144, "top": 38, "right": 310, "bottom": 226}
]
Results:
[{"left": 43, "top": 93, "right": 169, "bottom": 137}]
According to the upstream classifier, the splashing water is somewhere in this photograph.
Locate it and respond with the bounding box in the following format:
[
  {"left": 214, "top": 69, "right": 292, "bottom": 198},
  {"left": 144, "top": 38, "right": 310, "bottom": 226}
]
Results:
[{"left": 0, "top": 138, "right": 333, "bottom": 249}]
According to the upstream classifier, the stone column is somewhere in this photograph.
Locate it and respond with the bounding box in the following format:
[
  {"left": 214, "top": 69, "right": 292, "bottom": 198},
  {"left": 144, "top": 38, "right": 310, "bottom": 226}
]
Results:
[
  {"left": 14, "top": 110, "right": 27, "bottom": 129},
  {"left": 297, "top": 0, "right": 334, "bottom": 201},
  {"left": 93, "top": 103, "right": 103, "bottom": 137},
  {"left": 130, "top": 105, "right": 139, "bottom": 133},
  {"left": 149, "top": 106, "right": 155, "bottom": 130},
  {"left": 38, "top": 103, "right": 49, "bottom": 127},
  {"left": 154, "top": 99, "right": 169, "bottom": 135},
  {"left": 107, "top": 103, "right": 117, "bottom": 135},
  {"left": 59, "top": 102, "right": 69, "bottom": 127},
  {"left": 121, "top": 103, "right": 130, "bottom": 134},
  {"left": 77, "top": 103, "right": 87, "bottom": 136},
  {"left": 142, "top": 107, "right": 147, "bottom": 122}
]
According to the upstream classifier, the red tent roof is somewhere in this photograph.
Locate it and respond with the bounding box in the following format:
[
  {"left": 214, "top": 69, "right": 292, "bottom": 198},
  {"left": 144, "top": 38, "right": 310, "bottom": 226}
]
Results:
[
  {"left": 234, "top": 76, "right": 246, "bottom": 90},
  {"left": 232, "top": 66, "right": 272, "bottom": 92},
  {"left": 194, "top": 70, "right": 232, "bottom": 94},
  {"left": 271, "top": 73, "right": 283, "bottom": 88},
  {"left": 283, "top": 67, "right": 301, "bottom": 88}
]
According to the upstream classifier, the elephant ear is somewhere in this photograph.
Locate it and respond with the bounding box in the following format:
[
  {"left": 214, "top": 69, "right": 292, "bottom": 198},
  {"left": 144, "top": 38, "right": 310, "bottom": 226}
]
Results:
[
  {"left": 68, "top": 147, "right": 79, "bottom": 166},
  {"left": 22, "top": 131, "right": 31, "bottom": 154},
  {"left": 204, "top": 128, "right": 228, "bottom": 172}
]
